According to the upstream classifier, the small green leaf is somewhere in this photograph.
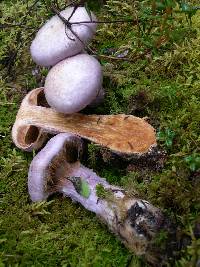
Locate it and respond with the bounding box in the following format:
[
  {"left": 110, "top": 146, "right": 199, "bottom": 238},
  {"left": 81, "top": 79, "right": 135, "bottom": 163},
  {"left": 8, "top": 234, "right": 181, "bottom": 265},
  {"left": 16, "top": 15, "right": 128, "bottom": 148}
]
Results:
[
  {"left": 157, "top": 128, "right": 175, "bottom": 148},
  {"left": 68, "top": 177, "right": 91, "bottom": 198},
  {"left": 165, "top": 139, "right": 173, "bottom": 147},
  {"left": 189, "top": 162, "right": 196, "bottom": 172},
  {"left": 184, "top": 155, "right": 200, "bottom": 172},
  {"left": 181, "top": 3, "right": 190, "bottom": 12},
  {"left": 79, "top": 179, "right": 91, "bottom": 199}
]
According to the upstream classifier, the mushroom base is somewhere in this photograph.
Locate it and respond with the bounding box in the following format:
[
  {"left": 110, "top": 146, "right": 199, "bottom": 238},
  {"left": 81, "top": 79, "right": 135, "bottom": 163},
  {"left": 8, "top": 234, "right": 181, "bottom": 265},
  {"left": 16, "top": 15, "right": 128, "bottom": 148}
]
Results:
[{"left": 60, "top": 164, "right": 169, "bottom": 265}]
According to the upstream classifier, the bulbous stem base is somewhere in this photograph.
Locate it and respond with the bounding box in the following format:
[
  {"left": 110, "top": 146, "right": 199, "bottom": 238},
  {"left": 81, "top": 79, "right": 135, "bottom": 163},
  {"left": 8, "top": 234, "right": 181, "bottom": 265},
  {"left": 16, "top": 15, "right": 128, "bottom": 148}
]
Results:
[{"left": 60, "top": 164, "right": 165, "bottom": 259}]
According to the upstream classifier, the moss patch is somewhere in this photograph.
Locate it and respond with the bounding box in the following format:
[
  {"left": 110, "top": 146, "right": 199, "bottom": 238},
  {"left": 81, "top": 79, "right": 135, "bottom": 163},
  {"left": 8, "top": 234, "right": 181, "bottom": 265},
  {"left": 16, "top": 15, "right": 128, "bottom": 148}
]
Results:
[{"left": 1, "top": 1, "right": 200, "bottom": 266}]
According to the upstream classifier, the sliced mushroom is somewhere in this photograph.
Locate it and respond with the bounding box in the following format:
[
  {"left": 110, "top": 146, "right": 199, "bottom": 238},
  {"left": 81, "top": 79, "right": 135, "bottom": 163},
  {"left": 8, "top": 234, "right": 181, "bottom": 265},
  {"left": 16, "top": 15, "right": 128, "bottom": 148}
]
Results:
[
  {"left": 30, "top": 7, "right": 97, "bottom": 67},
  {"left": 44, "top": 54, "right": 103, "bottom": 113},
  {"left": 28, "top": 133, "right": 169, "bottom": 265},
  {"left": 12, "top": 88, "right": 156, "bottom": 154},
  {"left": 12, "top": 89, "right": 49, "bottom": 152}
]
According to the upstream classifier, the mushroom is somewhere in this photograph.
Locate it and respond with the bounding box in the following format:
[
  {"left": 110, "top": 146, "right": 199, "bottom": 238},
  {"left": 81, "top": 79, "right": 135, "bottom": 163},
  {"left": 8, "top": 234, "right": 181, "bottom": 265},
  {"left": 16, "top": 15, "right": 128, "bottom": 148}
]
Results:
[
  {"left": 44, "top": 54, "right": 103, "bottom": 113},
  {"left": 28, "top": 133, "right": 170, "bottom": 265},
  {"left": 11, "top": 89, "right": 49, "bottom": 152},
  {"left": 28, "top": 133, "right": 84, "bottom": 201},
  {"left": 12, "top": 88, "right": 156, "bottom": 154},
  {"left": 30, "top": 7, "right": 97, "bottom": 67}
]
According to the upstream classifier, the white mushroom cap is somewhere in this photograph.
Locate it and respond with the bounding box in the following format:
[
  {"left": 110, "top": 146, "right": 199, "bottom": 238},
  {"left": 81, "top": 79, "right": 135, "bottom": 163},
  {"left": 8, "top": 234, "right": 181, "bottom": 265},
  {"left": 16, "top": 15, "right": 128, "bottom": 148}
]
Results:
[
  {"left": 44, "top": 54, "right": 103, "bottom": 114},
  {"left": 30, "top": 7, "right": 97, "bottom": 66}
]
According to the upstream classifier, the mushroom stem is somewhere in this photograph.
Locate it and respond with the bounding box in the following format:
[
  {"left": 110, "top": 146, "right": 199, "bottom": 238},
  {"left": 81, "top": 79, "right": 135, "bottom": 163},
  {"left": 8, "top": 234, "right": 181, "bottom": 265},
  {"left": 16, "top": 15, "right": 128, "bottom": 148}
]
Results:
[
  {"left": 60, "top": 168, "right": 165, "bottom": 257},
  {"left": 28, "top": 133, "right": 172, "bottom": 265},
  {"left": 60, "top": 164, "right": 108, "bottom": 214},
  {"left": 12, "top": 88, "right": 157, "bottom": 154}
]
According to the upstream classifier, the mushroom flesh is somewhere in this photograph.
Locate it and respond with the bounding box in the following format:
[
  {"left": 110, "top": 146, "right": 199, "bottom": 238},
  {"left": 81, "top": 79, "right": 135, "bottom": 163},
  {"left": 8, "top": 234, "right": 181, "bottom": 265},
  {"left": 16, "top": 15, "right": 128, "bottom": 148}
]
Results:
[{"left": 12, "top": 88, "right": 157, "bottom": 155}]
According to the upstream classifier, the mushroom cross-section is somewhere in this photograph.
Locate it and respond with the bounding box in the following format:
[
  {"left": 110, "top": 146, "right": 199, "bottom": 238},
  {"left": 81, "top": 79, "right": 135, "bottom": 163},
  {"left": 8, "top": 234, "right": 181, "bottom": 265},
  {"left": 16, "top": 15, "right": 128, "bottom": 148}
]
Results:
[
  {"left": 28, "top": 133, "right": 169, "bottom": 265},
  {"left": 12, "top": 88, "right": 157, "bottom": 154}
]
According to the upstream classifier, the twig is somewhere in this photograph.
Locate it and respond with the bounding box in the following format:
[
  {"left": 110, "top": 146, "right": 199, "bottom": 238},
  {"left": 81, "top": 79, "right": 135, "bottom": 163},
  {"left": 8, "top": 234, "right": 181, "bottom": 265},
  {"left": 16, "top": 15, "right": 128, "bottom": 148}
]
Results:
[
  {"left": 3, "top": 31, "right": 36, "bottom": 78},
  {"left": 51, "top": 5, "right": 71, "bottom": 27},
  {"left": 62, "top": 0, "right": 86, "bottom": 9},
  {"left": 51, "top": 5, "right": 96, "bottom": 54},
  {"left": 1, "top": 0, "right": 41, "bottom": 30},
  {"left": 67, "top": 5, "right": 78, "bottom": 21},
  {"left": 53, "top": 6, "right": 147, "bottom": 63},
  {"left": 95, "top": 54, "right": 135, "bottom": 62},
  {"left": 51, "top": 5, "right": 138, "bottom": 60},
  {"left": 19, "top": 0, "right": 41, "bottom": 27},
  {"left": 0, "top": 102, "right": 15, "bottom": 105},
  {"left": 94, "top": 48, "right": 152, "bottom": 63},
  {"left": 71, "top": 19, "right": 138, "bottom": 25},
  {"left": 1, "top": 0, "right": 41, "bottom": 74},
  {"left": 0, "top": 24, "right": 36, "bottom": 29},
  {"left": 0, "top": 19, "right": 137, "bottom": 30}
]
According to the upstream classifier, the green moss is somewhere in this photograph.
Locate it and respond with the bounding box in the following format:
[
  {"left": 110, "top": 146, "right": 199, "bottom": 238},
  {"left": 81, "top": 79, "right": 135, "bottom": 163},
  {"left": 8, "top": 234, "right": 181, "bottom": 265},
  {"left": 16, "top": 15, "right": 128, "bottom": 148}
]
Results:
[
  {"left": 96, "top": 184, "right": 108, "bottom": 199},
  {"left": 95, "top": 184, "right": 115, "bottom": 202},
  {"left": 1, "top": 1, "right": 200, "bottom": 266}
]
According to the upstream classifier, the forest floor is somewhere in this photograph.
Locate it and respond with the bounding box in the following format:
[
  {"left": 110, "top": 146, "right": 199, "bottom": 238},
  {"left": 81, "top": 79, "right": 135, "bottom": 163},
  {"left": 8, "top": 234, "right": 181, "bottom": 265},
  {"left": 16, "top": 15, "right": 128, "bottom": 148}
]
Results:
[{"left": 0, "top": 1, "right": 200, "bottom": 266}]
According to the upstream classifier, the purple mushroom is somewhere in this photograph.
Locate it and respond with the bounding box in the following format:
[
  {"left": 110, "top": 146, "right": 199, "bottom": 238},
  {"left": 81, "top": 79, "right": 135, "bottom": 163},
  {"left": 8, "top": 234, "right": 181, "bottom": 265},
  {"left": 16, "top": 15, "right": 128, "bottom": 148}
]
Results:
[
  {"left": 30, "top": 7, "right": 97, "bottom": 67},
  {"left": 28, "top": 133, "right": 170, "bottom": 265},
  {"left": 44, "top": 54, "right": 103, "bottom": 114}
]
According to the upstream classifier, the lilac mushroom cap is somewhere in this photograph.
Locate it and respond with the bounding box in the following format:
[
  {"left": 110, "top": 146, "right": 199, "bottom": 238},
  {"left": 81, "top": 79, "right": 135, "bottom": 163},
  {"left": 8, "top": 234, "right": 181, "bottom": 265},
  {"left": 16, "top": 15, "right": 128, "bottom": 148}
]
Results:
[
  {"left": 30, "top": 7, "right": 97, "bottom": 67},
  {"left": 28, "top": 133, "right": 84, "bottom": 202},
  {"left": 44, "top": 54, "right": 103, "bottom": 114}
]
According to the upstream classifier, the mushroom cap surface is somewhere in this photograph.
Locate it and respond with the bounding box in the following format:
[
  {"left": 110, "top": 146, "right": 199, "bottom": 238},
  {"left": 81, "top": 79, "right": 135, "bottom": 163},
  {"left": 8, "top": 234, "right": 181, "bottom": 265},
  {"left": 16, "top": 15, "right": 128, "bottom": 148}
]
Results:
[
  {"left": 28, "top": 133, "right": 83, "bottom": 202},
  {"left": 44, "top": 54, "right": 103, "bottom": 114},
  {"left": 30, "top": 7, "right": 97, "bottom": 66}
]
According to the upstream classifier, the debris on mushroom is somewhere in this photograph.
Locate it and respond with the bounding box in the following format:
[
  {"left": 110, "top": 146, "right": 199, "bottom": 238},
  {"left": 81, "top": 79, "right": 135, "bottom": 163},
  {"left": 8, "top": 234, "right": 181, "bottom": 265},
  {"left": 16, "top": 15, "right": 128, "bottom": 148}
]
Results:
[
  {"left": 44, "top": 54, "right": 103, "bottom": 113},
  {"left": 30, "top": 7, "right": 97, "bottom": 67},
  {"left": 12, "top": 88, "right": 156, "bottom": 155},
  {"left": 28, "top": 133, "right": 170, "bottom": 265},
  {"left": 88, "top": 87, "right": 105, "bottom": 107}
]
